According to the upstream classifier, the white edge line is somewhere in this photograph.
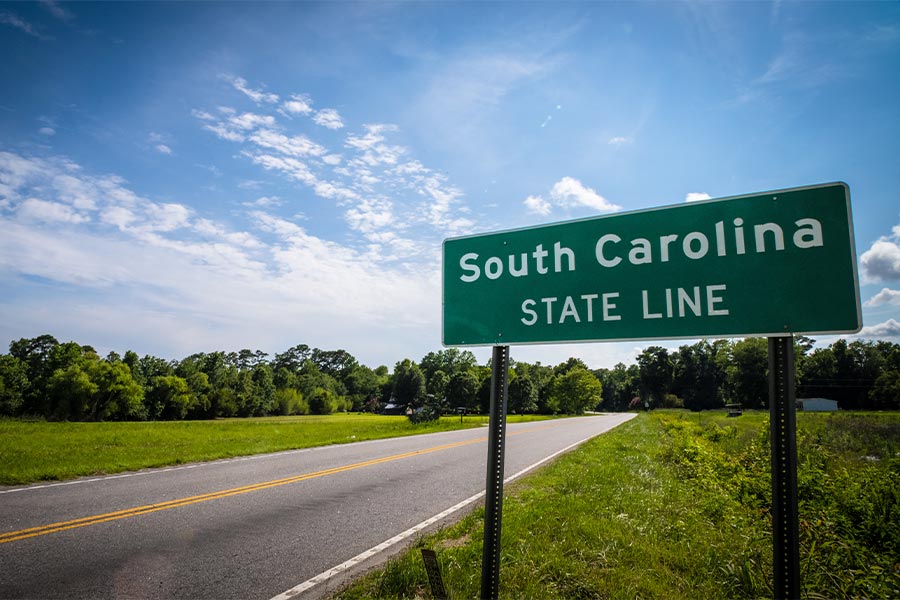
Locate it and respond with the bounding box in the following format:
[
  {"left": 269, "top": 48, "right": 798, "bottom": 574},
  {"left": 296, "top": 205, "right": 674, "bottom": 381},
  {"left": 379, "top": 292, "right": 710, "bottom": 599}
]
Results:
[{"left": 269, "top": 413, "right": 636, "bottom": 600}]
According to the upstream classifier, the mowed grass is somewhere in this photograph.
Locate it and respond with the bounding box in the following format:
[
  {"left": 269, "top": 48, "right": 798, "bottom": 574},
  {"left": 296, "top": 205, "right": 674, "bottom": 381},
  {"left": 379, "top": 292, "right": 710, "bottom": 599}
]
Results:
[
  {"left": 334, "top": 410, "right": 900, "bottom": 599},
  {"left": 0, "top": 414, "right": 551, "bottom": 486}
]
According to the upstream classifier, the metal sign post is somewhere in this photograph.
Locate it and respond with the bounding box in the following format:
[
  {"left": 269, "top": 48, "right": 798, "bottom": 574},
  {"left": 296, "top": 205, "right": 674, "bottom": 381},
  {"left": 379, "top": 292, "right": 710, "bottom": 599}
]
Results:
[
  {"left": 480, "top": 345, "right": 509, "bottom": 600},
  {"left": 768, "top": 337, "right": 801, "bottom": 600}
]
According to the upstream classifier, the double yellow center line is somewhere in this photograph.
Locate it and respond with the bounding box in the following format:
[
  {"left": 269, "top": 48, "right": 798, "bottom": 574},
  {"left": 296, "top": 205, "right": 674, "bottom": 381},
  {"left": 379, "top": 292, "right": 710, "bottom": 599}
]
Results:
[
  {"left": 1, "top": 436, "right": 488, "bottom": 545},
  {"left": 1, "top": 422, "right": 563, "bottom": 545}
]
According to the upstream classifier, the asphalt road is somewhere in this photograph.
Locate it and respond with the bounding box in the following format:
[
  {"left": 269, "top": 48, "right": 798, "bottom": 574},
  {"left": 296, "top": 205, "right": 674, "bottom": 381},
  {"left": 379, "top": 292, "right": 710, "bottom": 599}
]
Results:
[{"left": 0, "top": 413, "right": 635, "bottom": 599}]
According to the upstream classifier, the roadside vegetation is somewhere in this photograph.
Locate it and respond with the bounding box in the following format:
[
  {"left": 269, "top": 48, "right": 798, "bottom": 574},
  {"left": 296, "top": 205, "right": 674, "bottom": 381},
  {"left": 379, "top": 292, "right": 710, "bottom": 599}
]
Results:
[
  {"left": 0, "top": 413, "right": 552, "bottom": 486},
  {"left": 334, "top": 411, "right": 900, "bottom": 600},
  {"left": 0, "top": 335, "right": 605, "bottom": 423},
  {"left": 1, "top": 335, "right": 898, "bottom": 425},
  {"left": 2, "top": 335, "right": 898, "bottom": 426}
]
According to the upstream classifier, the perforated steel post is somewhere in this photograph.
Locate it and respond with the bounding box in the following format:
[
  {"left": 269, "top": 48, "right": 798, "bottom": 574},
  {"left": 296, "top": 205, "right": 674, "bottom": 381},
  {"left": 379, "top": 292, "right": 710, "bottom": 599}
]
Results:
[
  {"left": 768, "top": 337, "right": 800, "bottom": 600},
  {"left": 480, "top": 345, "right": 509, "bottom": 600}
]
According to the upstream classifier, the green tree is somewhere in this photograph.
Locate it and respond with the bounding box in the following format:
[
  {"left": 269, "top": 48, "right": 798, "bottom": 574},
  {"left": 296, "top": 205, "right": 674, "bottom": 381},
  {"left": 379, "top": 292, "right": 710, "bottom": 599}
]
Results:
[
  {"left": 274, "top": 387, "right": 308, "bottom": 415},
  {"left": 147, "top": 375, "right": 194, "bottom": 420},
  {"left": 344, "top": 364, "right": 383, "bottom": 411},
  {"left": 637, "top": 346, "right": 673, "bottom": 408},
  {"left": 272, "top": 344, "right": 312, "bottom": 374},
  {"left": 9, "top": 335, "right": 63, "bottom": 416},
  {"left": 447, "top": 369, "right": 480, "bottom": 411},
  {"left": 801, "top": 339, "right": 885, "bottom": 409},
  {"left": 190, "top": 352, "right": 242, "bottom": 417},
  {"left": 870, "top": 370, "right": 900, "bottom": 410},
  {"left": 551, "top": 367, "right": 603, "bottom": 414},
  {"left": 727, "top": 338, "right": 768, "bottom": 409},
  {"left": 174, "top": 359, "right": 212, "bottom": 419},
  {"left": 297, "top": 360, "right": 344, "bottom": 405},
  {"left": 0, "top": 354, "right": 28, "bottom": 416},
  {"left": 251, "top": 363, "right": 276, "bottom": 416},
  {"left": 392, "top": 359, "right": 426, "bottom": 407},
  {"left": 308, "top": 387, "right": 338, "bottom": 415},
  {"left": 419, "top": 349, "right": 478, "bottom": 381},
  {"left": 274, "top": 366, "right": 299, "bottom": 391},
  {"left": 310, "top": 348, "right": 358, "bottom": 381},
  {"left": 47, "top": 362, "right": 96, "bottom": 420},
  {"left": 553, "top": 357, "right": 589, "bottom": 376},
  {"left": 672, "top": 341, "right": 726, "bottom": 411},
  {"left": 596, "top": 362, "right": 639, "bottom": 412},
  {"left": 427, "top": 369, "right": 450, "bottom": 402},
  {"left": 508, "top": 371, "right": 538, "bottom": 414},
  {"left": 86, "top": 359, "right": 146, "bottom": 421}
]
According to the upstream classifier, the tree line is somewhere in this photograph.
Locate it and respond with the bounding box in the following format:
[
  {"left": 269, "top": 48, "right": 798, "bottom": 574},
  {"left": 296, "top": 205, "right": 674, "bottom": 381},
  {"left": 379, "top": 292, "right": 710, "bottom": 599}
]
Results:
[
  {"left": 598, "top": 337, "right": 900, "bottom": 412},
  {"left": 0, "top": 334, "right": 897, "bottom": 422}
]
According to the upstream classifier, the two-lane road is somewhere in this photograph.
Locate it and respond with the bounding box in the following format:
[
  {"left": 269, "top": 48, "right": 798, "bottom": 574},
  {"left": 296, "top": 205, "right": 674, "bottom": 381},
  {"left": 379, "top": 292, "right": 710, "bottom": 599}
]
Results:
[{"left": 0, "top": 414, "right": 635, "bottom": 599}]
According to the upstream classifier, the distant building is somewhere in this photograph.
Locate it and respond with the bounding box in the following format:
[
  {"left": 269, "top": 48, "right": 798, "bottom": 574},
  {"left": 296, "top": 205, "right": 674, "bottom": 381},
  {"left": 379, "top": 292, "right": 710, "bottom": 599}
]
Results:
[{"left": 797, "top": 398, "right": 839, "bottom": 412}]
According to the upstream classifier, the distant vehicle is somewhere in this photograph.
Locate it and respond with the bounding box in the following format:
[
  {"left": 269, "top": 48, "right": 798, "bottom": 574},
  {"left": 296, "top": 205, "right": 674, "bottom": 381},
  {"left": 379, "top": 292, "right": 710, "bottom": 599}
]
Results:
[{"left": 380, "top": 403, "right": 407, "bottom": 416}]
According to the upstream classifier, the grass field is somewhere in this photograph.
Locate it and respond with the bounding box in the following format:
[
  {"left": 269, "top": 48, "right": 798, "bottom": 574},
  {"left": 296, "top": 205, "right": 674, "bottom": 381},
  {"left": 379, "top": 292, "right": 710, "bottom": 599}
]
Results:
[
  {"left": 334, "top": 410, "right": 900, "bottom": 599},
  {"left": 0, "top": 413, "right": 551, "bottom": 486}
]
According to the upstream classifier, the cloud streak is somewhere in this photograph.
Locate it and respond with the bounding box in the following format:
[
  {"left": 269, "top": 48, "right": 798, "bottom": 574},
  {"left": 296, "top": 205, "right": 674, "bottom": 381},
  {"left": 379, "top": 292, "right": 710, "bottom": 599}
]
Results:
[
  {"left": 193, "top": 78, "right": 474, "bottom": 250},
  {"left": 0, "top": 10, "right": 48, "bottom": 39},
  {"left": 0, "top": 149, "right": 440, "bottom": 363}
]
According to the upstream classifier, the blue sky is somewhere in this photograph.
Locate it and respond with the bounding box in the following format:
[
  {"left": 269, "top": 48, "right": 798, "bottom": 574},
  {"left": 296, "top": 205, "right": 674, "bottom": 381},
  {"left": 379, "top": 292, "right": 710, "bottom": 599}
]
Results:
[{"left": 1, "top": 1, "right": 899, "bottom": 370}]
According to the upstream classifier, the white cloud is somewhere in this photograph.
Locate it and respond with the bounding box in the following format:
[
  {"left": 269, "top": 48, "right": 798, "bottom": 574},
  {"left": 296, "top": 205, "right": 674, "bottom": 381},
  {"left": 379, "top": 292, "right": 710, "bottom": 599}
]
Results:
[
  {"left": 249, "top": 129, "right": 326, "bottom": 158},
  {"left": 191, "top": 109, "right": 216, "bottom": 121},
  {"left": 229, "top": 112, "right": 277, "bottom": 131},
  {"left": 314, "top": 108, "right": 345, "bottom": 130},
  {"left": 203, "top": 123, "right": 246, "bottom": 143},
  {"left": 864, "top": 287, "right": 900, "bottom": 307},
  {"left": 194, "top": 80, "right": 474, "bottom": 257},
  {"left": 858, "top": 318, "right": 900, "bottom": 338},
  {"left": 52, "top": 173, "right": 99, "bottom": 210},
  {"left": 549, "top": 177, "right": 621, "bottom": 212},
  {"left": 17, "top": 198, "right": 90, "bottom": 224},
  {"left": 100, "top": 205, "right": 136, "bottom": 229},
  {"left": 145, "top": 203, "right": 192, "bottom": 232},
  {"left": 393, "top": 161, "right": 428, "bottom": 177},
  {"left": 345, "top": 197, "right": 395, "bottom": 234},
  {"left": 524, "top": 195, "right": 552, "bottom": 216},
  {"left": 242, "top": 196, "right": 281, "bottom": 208},
  {"left": 39, "top": 127, "right": 56, "bottom": 137},
  {"left": 345, "top": 124, "right": 403, "bottom": 166},
  {"left": 608, "top": 136, "right": 631, "bottom": 146},
  {"left": 193, "top": 218, "right": 263, "bottom": 249},
  {"left": 282, "top": 94, "right": 313, "bottom": 115},
  {"left": 685, "top": 192, "right": 712, "bottom": 202},
  {"left": 0, "top": 144, "right": 468, "bottom": 365},
  {"left": 860, "top": 235, "right": 900, "bottom": 282},
  {"left": 248, "top": 152, "right": 318, "bottom": 186},
  {"left": 224, "top": 75, "right": 279, "bottom": 104},
  {"left": 313, "top": 180, "right": 360, "bottom": 203},
  {"left": 155, "top": 144, "right": 172, "bottom": 155}
]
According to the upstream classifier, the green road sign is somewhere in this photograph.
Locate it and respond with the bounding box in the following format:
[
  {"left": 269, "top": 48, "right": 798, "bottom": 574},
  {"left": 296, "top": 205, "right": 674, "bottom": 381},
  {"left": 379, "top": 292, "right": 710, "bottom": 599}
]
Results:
[{"left": 443, "top": 182, "right": 861, "bottom": 346}]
